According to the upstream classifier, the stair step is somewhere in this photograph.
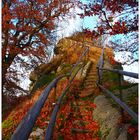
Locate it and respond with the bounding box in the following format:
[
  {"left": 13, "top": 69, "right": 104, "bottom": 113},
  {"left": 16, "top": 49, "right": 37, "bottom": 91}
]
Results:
[
  {"left": 88, "top": 72, "right": 96, "bottom": 74},
  {"left": 71, "top": 128, "right": 91, "bottom": 133},
  {"left": 85, "top": 85, "right": 95, "bottom": 89},
  {"left": 85, "top": 78, "right": 96, "bottom": 81},
  {"left": 87, "top": 74, "right": 97, "bottom": 77},
  {"left": 82, "top": 89, "right": 94, "bottom": 93},
  {"left": 88, "top": 70, "right": 97, "bottom": 72},
  {"left": 86, "top": 78, "right": 96, "bottom": 81},
  {"left": 84, "top": 82, "right": 96, "bottom": 85},
  {"left": 84, "top": 82, "right": 95, "bottom": 85},
  {"left": 73, "top": 105, "right": 92, "bottom": 109},
  {"left": 84, "top": 85, "right": 95, "bottom": 88},
  {"left": 82, "top": 88, "right": 94, "bottom": 93},
  {"left": 79, "top": 92, "right": 93, "bottom": 98},
  {"left": 84, "top": 81, "right": 95, "bottom": 86},
  {"left": 85, "top": 79, "right": 95, "bottom": 82},
  {"left": 69, "top": 112, "right": 89, "bottom": 117},
  {"left": 89, "top": 69, "right": 97, "bottom": 71},
  {"left": 73, "top": 120, "right": 89, "bottom": 126},
  {"left": 86, "top": 75, "right": 96, "bottom": 78}
]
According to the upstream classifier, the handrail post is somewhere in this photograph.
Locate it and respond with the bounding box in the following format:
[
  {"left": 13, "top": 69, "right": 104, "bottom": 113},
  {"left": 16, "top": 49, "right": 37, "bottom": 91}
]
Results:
[
  {"left": 97, "top": 47, "right": 104, "bottom": 85},
  {"left": 118, "top": 73, "right": 124, "bottom": 119},
  {"left": 10, "top": 47, "right": 89, "bottom": 140},
  {"left": 88, "top": 46, "right": 89, "bottom": 58},
  {"left": 53, "top": 84, "right": 57, "bottom": 103}
]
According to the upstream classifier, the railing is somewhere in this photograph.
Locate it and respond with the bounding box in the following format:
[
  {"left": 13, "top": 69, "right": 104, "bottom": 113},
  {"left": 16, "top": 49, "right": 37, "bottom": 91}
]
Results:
[
  {"left": 97, "top": 47, "right": 105, "bottom": 84},
  {"left": 11, "top": 47, "right": 89, "bottom": 140},
  {"left": 45, "top": 65, "right": 83, "bottom": 140},
  {"left": 97, "top": 47, "right": 138, "bottom": 123}
]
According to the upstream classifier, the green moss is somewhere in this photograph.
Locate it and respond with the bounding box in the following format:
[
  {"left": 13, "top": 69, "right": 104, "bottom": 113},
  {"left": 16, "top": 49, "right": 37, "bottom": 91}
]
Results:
[
  {"left": 58, "top": 135, "right": 64, "bottom": 140},
  {"left": 102, "top": 71, "right": 118, "bottom": 84},
  {"left": 2, "top": 117, "right": 13, "bottom": 129},
  {"left": 32, "top": 73, "right": 56, "bottom": 92},
  {"left": 110, "top": 83, "right": 138, "bottom": 92},
  {"left": 61, "top": 63, "right": 72, "bottom": 74}
]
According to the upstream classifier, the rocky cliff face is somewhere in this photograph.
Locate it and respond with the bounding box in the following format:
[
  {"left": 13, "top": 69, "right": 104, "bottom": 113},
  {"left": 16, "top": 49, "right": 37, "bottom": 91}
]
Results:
[
  {"left": 29, "top": 33, "right": 95, "bottom": 91},
  {"left": 3, "top": 32, "right": 138, "bottom": 140},
  {"left": 29, "top": 32, "right": 114, "bottom": 92}
]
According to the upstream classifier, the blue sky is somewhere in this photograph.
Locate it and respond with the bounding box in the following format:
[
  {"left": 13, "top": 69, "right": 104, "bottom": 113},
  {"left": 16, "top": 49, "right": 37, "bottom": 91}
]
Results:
[
  {"left": 78, "top": 0, "right": 138, "bottom": 82},
  {"left": 80, "top": 0, "right": 98, "bottom": 30},
  {"left": 82, "top": 16, "right": 98, "bottom": 30}
]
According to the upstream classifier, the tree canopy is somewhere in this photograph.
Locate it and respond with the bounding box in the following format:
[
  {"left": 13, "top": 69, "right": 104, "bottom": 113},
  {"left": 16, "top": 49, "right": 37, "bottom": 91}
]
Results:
[
  {"left": 2, "top": 0, "right": 77, "bottom": 95},
  {"left": 78, "top": 0, "right": 138, "bottom": 64}
]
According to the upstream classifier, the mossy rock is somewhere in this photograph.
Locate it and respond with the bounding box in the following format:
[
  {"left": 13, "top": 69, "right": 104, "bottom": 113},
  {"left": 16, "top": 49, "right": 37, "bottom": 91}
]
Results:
[{"left": 31, "top": 73, "right": 56, "bottom": 93}]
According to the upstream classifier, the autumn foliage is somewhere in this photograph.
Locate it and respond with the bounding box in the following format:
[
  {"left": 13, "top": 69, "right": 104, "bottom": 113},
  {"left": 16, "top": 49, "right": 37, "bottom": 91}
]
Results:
[
  {"left": 2, "top": 78, "right": 100, "bottom": 140},
  {"left": 2, "top": 0, "right": 77, "bottom": 95}
]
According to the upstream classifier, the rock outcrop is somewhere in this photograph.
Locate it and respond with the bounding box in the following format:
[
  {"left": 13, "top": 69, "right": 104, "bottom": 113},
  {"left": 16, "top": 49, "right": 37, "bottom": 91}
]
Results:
[{"left": 93, "top": 95, "right": 129, "bottom": 140}]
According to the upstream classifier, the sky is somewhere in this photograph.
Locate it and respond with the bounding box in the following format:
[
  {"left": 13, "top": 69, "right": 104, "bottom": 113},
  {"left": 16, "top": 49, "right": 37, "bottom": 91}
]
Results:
[{"left": 78, "top": 0, "right": 139, "bottom": 83}]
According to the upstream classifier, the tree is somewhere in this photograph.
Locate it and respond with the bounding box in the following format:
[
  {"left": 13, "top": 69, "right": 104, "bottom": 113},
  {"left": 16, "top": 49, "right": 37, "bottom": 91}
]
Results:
[
  {"left": 78, "top": 0, "right": 138, "bottom": 64},
  {"left": 2, "top": 0, "right": 77, "bottom": 96}
]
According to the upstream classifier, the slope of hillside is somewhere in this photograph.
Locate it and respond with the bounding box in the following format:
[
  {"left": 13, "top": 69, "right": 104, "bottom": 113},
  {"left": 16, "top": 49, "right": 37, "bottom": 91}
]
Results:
[{"left": 2, "top": 33, "right": 138, "bottom": 140}]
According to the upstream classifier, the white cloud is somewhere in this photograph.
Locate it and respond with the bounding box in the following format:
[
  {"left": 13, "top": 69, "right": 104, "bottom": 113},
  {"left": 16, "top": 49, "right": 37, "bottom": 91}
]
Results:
[
  {"left": 122, "top": 62, "right": 138, "bottom": 83},
  {"left": 114, "top": 52, "right": 138, "bottom": 83},
  {"left": 56, "top": 7, "right": 82, "bottom": 40}
]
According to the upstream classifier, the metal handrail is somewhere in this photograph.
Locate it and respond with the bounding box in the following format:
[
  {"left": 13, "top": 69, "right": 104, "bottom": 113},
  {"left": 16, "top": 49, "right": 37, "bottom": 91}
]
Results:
[
  {"left": 97, "top": 47, "right": 105, "bottom": 84},
  {"left": 98, "top": 68, "right": 138, "bottom": 79},
  {"left": 97, "top": 47, "right": 138, "bottom": 123},
  {"left": 98, "top": 84, "right": 138, "bottom": 122},
  {"left": 45, "top": 47, "right": 89, "bottom": 139},
  {"left": 11, "top": 47, "right": 89, "bottom": 140},
  {"left": 45, "top": 65, "right": 83, "bottom": 140},
  {"left": 11, "top": 75, "right": 66, "bottom": 140}
]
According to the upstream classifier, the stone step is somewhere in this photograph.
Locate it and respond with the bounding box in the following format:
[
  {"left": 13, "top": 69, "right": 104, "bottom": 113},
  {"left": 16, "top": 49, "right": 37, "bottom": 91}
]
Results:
[
  {"left": 87, "top": 74, "right": 97, "bottom": 77},
  {"left": 88, "top": 71, "right": 97, "bottom": 73},
  {"left": 85, "top": 80, "right": 96, "bottom": 83},
  {"left": 81, "top": 88, "right": 94, "bottom": 92},
  {"left": 84, "top": 81, "right": 95, "bottom": 85},
  {"left": 73, "top": 120, "right": 89, "bottom": 125},
  {"left": 86, "top": 77, "right": 96, "bottom": 80},
  {"left": 85, "top": 77, "right": 96, "bottom": 81},
  {"left": 88, "top": 70, "right": 97, "bottom": 72},
  {"left": 84, "top": 81, "right": 95, "bottom": 84},
  {"left": 82, "top": 88, "right": 94, "bottom": 93},
  {"left": 73, "top": 120, "right": 87, "bottom": 127},
  {"left": 73, "top": 105, "right": 92, "bottom": 108},
  {"left": 85, "top": 78, "right": 95, "bottom": 81},
  {"left": 71, "top": 128, "right": 91, "bottom": 133},
  {"left": 86, "top": 80, "right": 96, "bottom": 83},
  {"left": 69, "top": 112, "right": 89, "bottom": 116},
  {"left": 86, "top": 74, "right": 97, "bottom": 78},
  {"left": 79, "top": 92, "right": 93, "bottom": 98},
  {"left": 84, "top": 85, "right": 96, "bottom": 89}
]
